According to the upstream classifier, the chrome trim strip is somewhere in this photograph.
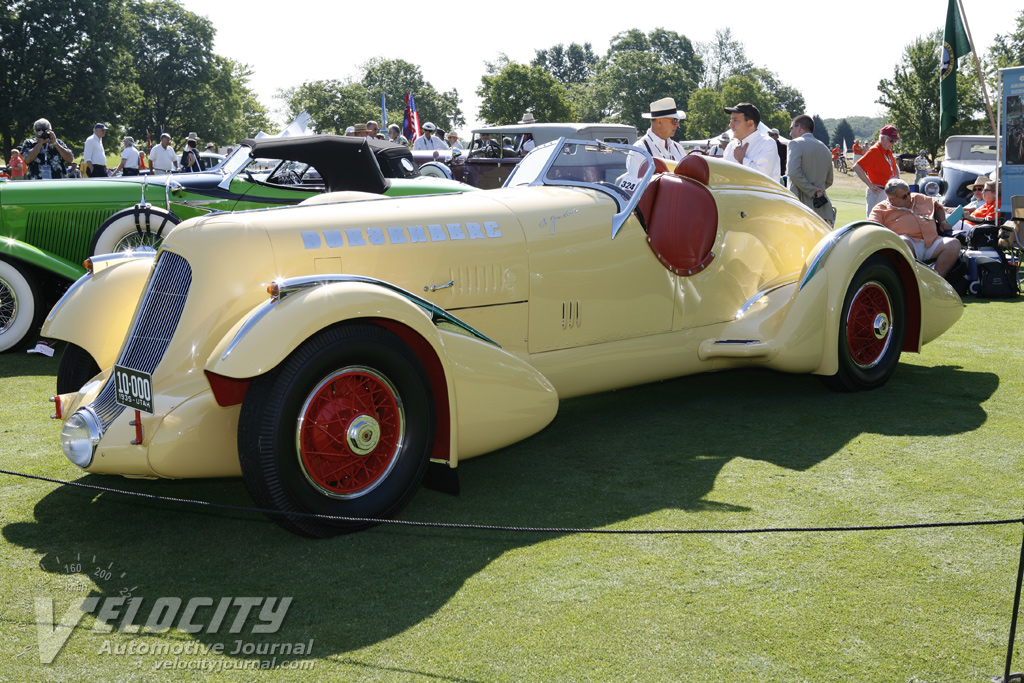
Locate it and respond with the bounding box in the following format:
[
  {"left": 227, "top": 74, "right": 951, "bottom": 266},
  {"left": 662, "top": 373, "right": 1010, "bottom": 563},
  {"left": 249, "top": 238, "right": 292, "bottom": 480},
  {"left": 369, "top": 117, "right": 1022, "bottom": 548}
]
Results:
[
  {"left": 798, "top": 221, "right": 869, "bottom": 291},
  {"left": 734, "top": 279, "right": 798, "bottom": 319},
  {"left": 221, "top": 274, "right": 499, "bottom": 361}
]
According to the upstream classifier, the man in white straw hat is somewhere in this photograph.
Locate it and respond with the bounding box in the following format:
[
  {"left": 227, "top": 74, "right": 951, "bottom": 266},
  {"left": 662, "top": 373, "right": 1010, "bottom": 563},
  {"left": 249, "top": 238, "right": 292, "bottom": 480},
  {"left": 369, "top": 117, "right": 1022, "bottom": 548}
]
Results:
[{"left": 634, "top": 97, "right": 687, "bottom": 162}]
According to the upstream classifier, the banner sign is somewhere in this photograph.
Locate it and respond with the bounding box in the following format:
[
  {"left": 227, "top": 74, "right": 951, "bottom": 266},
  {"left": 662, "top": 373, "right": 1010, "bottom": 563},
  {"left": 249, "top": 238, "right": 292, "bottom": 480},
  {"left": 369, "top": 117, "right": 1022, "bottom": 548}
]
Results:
[{"left": 1000, "top": 65, "right": 1024, "bottom": 215}]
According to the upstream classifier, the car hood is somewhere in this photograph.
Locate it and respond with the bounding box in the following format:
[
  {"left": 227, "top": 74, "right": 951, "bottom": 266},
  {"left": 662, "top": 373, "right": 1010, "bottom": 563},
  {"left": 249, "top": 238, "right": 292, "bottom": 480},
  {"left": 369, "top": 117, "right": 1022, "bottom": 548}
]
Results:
[{"left": 943, "top": 159, "right": 996, "bottom": 175}]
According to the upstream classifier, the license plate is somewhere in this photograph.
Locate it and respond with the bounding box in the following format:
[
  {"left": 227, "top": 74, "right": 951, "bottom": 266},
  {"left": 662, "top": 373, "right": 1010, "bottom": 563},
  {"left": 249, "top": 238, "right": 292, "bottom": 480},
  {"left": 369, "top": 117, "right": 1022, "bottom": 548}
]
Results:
[{"left": 113, "top": 365, "right": 154, "bottom": 415}]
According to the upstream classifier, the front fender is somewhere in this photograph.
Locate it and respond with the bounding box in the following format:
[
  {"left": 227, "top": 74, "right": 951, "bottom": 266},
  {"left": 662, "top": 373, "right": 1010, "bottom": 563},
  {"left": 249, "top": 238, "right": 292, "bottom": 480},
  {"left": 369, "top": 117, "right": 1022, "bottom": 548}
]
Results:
[
  {"left": 205, "top": 281, "right": 558, "bottom": 464},
  {"left": 0, "top": 237, "right": 84, "bottom": 282},
  {"left": 41, "top": 253, "right": 156, "bottom": 369}
]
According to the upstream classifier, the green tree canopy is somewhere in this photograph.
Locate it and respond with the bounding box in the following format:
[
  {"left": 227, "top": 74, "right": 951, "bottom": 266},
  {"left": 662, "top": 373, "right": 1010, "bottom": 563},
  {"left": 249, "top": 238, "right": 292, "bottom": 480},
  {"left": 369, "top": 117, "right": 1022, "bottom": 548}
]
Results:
[
  {"left": 685, "top": 88, "right": 726, "bottom": 140},
  {"left": 280, "top": 80, "right": 375, "bottom": 134},
  {"left": 989, "top": 9, "right": 1024, "bottom": 70},
  {"left": 719, "top": 74, "right": 792, "bottom": 132},
  {"left": 832, "top": 119, "right": 855, "bottom": 149},
  {"left": 698, "top": 28, "right": 752, "bottom": 90},
  {"left": 0, "top": 0, "right": 138, "bottom": 156},
  {"left": 812, "top": 115, "right": 830, "bottom": 146},
  {"left": 360, "top": 57, "right": 464, "bottom": 133},
  {"left": 532, "top": 43, "right": 598, "bottom": 85},
  {"left": 876, "top": 29, "right": 985, "bottom": 159},
  {"left": 477, "top": 62, "right": 573, "bottom": 125}
]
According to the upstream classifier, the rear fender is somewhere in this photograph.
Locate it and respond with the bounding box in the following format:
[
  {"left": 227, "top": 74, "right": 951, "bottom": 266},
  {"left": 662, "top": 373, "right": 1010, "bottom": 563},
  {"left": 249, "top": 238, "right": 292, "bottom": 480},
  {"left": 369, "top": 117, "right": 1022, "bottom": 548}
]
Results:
[
  {"left": 40, "top": 252, "right": 155, "bottom": 368},
  {"left": 801, "top": 222, "right": 923, "bottom": 375},
  {"left": 205, "top": 281, "right": 557, "bottom": 464}
]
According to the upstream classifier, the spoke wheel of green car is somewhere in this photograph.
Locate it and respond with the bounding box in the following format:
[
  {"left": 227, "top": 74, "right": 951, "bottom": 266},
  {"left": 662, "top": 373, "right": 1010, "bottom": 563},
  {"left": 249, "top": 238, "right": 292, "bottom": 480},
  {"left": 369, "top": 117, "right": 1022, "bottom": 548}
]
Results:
[
  {"left": 237, "top": 323, "right": 435, "bottom": 538},
  {"left": 56, "top": 343, "right": 101, "bottom": 394},
  {"left": 0, "top": 258, "right": 43, "bottom": 354},
  {"left": 822, "top": 254, "right": 906, "bottom": 393},
  {"left": 89, "top": 206, "right": 181, "bottom": 256}
]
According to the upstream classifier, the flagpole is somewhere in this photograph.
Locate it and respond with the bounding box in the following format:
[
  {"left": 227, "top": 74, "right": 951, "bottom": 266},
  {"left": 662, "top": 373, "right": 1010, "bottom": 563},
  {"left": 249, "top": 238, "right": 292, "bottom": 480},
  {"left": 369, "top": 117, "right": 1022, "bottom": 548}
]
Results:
[{"left": 956, "top": 0, "right": 997, "bottom": 137}]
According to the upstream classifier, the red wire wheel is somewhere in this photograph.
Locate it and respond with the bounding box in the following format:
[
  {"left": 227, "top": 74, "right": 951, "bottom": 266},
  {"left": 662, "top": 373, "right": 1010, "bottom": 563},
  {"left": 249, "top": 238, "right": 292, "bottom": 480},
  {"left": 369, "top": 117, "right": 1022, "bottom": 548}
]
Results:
[
  {"left": 296, "top": 367, "right": 406, "bottom": 498},
  {"left": 844, "top": 282, "right": 893, "bottom": 369}
]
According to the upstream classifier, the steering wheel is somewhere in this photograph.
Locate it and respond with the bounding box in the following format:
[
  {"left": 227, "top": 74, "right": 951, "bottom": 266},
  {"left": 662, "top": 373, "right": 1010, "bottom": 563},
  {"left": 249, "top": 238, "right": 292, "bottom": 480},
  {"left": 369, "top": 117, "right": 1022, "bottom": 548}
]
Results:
[
  {"left": 597, "top": 181, "right": 631, "bottom": 200},
  {"left": 274, "top": 169, "right": 300, "bottom": 185}
]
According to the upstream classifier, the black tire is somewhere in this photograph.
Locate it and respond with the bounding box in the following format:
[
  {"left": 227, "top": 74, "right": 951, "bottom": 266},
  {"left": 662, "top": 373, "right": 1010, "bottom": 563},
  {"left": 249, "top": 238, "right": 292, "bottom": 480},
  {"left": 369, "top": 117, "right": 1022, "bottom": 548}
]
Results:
[
  {"left": 237, "top": 323, "right": 435, "bottom": 538},
  {"left": 56, "top": 343, "right": 101, "bottom": 394},
  {"left": 0, "top": 258, "right": 43, "bottom": 353},
  {"left": 821, "top": 254, "right": 906, "bottom": 392},
  {"left": 88, "top": 206, "right": 181, "bottom": 256}
]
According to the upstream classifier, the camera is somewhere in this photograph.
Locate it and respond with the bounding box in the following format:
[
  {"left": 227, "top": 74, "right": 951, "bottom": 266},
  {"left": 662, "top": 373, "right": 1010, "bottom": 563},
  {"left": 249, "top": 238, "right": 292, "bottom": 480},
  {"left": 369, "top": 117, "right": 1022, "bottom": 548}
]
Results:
[
  {"left": 812, "top": 194, "right": 828, "bottom": 209},
  {"left": 37, "top": 130, "right": 52, "bottom": 140}
]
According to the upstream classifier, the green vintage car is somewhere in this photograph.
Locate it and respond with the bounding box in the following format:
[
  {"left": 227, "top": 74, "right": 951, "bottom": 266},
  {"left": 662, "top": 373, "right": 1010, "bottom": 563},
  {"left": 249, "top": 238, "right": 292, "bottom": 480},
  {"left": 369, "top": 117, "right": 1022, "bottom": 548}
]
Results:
[{"left": 0, "top": 135, "right": 474, "bottom": 352}]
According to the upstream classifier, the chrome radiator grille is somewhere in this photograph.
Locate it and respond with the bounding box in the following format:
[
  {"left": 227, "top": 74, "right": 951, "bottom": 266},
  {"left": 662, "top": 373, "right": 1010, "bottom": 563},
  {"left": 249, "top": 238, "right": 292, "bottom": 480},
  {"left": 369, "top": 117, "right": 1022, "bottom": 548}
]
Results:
[{"left": 88, "top": 252, "right": 193, "bottom": 428}]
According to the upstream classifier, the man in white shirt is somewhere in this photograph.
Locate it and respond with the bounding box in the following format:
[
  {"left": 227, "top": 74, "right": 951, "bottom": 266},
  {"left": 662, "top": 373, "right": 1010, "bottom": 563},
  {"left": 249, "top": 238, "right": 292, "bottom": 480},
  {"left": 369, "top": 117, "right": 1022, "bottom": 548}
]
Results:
[
  {"left": 446, "top": 131, "right": 463, "bottom": 150},
  {"left": 148, "top": 133, "right": 180, "bottom": 174},
  {"left": 634, "top": 97, "right": 686, "bottom": 162},
  {"left": 722, "top": 102, "right": 781, "bottom": 182},
  {"left": 83, "top": 122, "right": 108, "bottom": 178},
  {"left": 413, "top": 122, "right": 449, "bottom": 151}
]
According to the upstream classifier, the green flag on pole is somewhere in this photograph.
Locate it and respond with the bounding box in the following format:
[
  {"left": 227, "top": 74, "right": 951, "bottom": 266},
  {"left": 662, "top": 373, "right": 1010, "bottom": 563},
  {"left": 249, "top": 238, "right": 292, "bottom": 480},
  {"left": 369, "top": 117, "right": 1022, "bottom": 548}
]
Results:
[{"left": 940, "top": 0, "right": 971, "bottom": 135}]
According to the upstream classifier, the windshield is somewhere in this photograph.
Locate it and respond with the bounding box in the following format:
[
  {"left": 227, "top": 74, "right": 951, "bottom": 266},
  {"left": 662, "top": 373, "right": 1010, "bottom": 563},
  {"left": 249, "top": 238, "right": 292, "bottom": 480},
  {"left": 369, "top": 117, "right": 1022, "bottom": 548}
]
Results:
[{"left": 504, "top": 138, "right": 654, "bottom": 237}]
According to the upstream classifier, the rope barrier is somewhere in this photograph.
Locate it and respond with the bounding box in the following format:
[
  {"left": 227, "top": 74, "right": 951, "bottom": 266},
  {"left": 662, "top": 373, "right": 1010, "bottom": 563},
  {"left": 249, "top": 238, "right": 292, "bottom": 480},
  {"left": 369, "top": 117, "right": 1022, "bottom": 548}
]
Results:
[
  {"left": 4, "top": 466, "right": 1024, "bottom": 676},
  {"left": 2, "top": 467, "right": 1021, "bottom": 535}
]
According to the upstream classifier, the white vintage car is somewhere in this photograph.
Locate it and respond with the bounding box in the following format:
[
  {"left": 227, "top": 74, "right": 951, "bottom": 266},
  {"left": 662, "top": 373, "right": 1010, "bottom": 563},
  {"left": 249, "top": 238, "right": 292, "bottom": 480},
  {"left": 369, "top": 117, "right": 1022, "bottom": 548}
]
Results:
[{"left": 44, "top": 139, "right": 963, "bottom": 537}]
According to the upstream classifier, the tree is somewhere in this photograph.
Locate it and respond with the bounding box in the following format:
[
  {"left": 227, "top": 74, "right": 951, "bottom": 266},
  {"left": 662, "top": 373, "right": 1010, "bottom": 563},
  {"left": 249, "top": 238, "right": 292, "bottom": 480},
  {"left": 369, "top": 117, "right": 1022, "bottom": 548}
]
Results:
[
  {"left": 477, "top": 62, "right": 573, "bottom": 125},
  {"left": 197, "top": 58, "right": 275, "bottom": 144},
  {"left": 608, "top": 28, "right": 703, "bottom": 86},
  {"left": 989, "top": 9, "right": 1024, "bottom": 70},
  {"left": 279, "top": 79, "right": 375, "bottom": 134},
  {"left": 812, "top": 115, "right": 830, "bottom": 147},
  {"left": 698, "top": 28, "right": 752, "bottom": 90},
  {"left": 719, "top": 75, "right": 792, "bottom": 132},
  {"left": 532, "top": 43, "right": 598, "bottom": 85},
  {"left": 685, "top": 89, "right": 725, "bottom": 140},
  {"left": 360, "top": 57, "right": 464, "bottom": 133},
  {"left": 0, "top": 0, "right": 138, "bottom": 157},
  {"left": 585, "top": 50, "right": 695, "bottom": 134},
  {"left": 747, "top": 68, "right": 806, "bottom": 118},
  {"left": 876, "top": 30, "right": 985, "bottom": 159},
  {"left": 833, "top": 119, "right": 855, "bottom": 150}
]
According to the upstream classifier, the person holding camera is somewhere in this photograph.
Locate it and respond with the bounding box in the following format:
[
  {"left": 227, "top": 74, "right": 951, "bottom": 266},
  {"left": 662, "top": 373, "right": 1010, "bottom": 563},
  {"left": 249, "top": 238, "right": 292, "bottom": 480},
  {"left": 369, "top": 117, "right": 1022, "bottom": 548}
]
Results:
[
  {"left": 786, "top": 114, "right": 834, "bottom": 224},
  {"left": 20, "top": 118, "right": 74, "bottom": 180}
]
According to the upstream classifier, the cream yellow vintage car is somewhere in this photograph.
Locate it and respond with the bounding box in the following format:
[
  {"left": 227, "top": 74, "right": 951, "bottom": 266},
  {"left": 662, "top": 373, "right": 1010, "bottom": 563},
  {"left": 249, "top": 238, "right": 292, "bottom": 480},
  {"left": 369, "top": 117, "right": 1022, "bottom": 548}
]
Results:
[{"left": 43, "top": 139, "right": 963, "bottom": 537}]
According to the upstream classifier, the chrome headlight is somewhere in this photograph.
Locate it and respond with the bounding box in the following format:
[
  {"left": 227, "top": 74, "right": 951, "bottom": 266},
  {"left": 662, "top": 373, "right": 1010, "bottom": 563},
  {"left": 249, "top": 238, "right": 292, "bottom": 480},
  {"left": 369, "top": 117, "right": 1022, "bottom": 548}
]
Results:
[{"left": 60, "top": 410, "right": 102, "bottom": 467}]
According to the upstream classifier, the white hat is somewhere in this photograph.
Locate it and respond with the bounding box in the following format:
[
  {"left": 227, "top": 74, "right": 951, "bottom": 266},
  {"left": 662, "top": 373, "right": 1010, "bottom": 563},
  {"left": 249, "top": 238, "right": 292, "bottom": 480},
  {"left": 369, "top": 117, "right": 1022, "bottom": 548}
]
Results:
[
  {"left": 641, "top": 97, "right": 686, "bottom": 120},
  {"left": 422, "top": 122, "right": 437, "bottom": 131},
  {"left": 518, "top": 112, "right": 536, "bottom": 124}
]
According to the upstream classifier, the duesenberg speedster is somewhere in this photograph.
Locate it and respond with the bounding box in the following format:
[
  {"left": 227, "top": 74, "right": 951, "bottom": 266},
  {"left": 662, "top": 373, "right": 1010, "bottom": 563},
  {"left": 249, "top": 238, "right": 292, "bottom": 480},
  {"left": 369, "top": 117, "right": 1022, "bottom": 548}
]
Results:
[{"left": 44, "top": 139, "right": 963, "bottom": 537}]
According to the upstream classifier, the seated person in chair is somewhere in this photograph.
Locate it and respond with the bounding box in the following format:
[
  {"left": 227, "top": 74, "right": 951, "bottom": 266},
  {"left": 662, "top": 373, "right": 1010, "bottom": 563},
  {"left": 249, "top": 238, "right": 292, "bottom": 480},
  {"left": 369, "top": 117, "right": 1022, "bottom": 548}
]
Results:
[
  {"left": 869, "top": 179, "right": 960, "bottom": 277},
  {"left": 963, "top": 180, "right": 998, "bottom": 225}
]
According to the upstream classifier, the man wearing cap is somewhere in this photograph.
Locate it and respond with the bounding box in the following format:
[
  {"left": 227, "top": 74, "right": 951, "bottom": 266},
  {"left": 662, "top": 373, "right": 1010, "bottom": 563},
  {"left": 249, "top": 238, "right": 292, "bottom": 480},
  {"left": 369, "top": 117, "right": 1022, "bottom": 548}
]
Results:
[
  {"left": 413, "top": 122, "right": 449, "bottom": 151},
  {"left": 113, "top": 136, "right": 141, "bottom": 176},
  {"left": 853, "top": 125, "right": 901, "bottom": 215},
  {"left": 148, "top": 133, "right": 179, "bottom": 174},
  {"left": 635, "top": 97, "right": 687, "bottom": 163},
  {"left": 786, "top": 114, "right": 834, "bottom": 224},
  {"left": 723, "top": 102, "right": 781, "bottom": 182},
  {"left": 83, "top": 122, "right": 108, "bottom": 178}
]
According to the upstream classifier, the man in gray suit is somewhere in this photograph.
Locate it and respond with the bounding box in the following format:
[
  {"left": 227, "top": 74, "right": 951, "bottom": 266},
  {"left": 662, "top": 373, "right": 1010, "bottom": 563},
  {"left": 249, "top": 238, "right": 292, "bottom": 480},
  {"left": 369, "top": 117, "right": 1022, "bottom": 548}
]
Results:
[{"left": 786, "top": 114, "right": 834, "bottom": 224}]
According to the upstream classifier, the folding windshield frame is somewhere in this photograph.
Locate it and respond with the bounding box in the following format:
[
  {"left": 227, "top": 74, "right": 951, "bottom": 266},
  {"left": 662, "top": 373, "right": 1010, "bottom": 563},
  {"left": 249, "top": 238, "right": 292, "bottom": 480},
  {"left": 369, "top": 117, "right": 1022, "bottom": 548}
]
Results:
[{"left": 503, "top": 137, "right": 655, "bottom": 238}]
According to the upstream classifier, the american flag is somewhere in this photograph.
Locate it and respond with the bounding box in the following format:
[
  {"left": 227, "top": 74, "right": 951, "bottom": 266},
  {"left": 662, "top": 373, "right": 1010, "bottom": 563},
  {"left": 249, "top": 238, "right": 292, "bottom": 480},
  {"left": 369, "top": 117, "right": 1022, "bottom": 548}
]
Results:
[{"left": 403, "top": 92, "right": 421, "bottom": 142}]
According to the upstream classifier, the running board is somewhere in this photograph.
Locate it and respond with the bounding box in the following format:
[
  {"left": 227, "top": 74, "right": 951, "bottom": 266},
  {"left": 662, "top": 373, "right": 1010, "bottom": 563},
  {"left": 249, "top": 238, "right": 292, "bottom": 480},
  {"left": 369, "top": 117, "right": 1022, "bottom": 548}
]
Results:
[{"left": 698, "top": 339, "right": 777, "bottom": 360}]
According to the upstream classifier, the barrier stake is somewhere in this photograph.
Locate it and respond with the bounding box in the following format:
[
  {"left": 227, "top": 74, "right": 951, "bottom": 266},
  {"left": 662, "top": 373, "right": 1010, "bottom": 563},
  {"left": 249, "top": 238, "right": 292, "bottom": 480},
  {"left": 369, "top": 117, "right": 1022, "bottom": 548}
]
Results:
[{"left": 1001, "top": 513, "right": 1024, "bottom": 682}]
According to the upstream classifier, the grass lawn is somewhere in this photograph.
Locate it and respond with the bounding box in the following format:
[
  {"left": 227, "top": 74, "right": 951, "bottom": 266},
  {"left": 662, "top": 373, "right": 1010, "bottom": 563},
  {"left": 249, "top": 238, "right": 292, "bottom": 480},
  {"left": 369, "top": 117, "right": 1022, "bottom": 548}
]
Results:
[{"left": 2, "top": 273, "right": 1024, "bottom": 681}]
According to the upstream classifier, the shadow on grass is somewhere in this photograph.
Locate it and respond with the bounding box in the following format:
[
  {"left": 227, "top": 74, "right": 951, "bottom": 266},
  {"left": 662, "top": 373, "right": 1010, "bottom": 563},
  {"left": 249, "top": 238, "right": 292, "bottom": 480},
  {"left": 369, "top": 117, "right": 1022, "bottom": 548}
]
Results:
[{"left": 2, "top": 362, "right": 997, "bottom": 664}]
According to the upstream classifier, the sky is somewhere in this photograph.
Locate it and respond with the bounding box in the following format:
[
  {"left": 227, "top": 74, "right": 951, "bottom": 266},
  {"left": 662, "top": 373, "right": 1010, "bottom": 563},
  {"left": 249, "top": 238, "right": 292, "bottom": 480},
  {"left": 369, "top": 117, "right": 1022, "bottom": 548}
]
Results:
[{"left": 177, "top": 0, "right": 1013, "bottom": 133}]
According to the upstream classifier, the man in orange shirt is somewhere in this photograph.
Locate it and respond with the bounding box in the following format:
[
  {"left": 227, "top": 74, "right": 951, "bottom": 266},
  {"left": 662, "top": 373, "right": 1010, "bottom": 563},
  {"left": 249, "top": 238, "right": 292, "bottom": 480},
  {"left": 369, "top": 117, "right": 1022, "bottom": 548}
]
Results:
[
  {"left": 852, "top": 139, "right": 865, "bottom": 164},
  {"left": 853, "top": 125, "right": 901, "bottom": 216},
  {"left": 869, "top": 179, "right": 960, "bottom": 276}
]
